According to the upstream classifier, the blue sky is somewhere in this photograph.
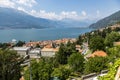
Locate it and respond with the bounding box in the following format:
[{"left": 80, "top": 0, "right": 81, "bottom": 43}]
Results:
[{"left": 0, "top": 0, "right": 120, "bottom": 21}]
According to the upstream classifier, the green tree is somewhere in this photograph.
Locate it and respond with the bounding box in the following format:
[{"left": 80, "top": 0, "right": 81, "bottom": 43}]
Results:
[
  {"left": 56, "top": 43, "right": 77, "bottom": 64},
  {"left": 104, "top": 31, "right": 120, "bottom": 47},
  {"left": 24, "top": 59, "right": 53, "bottom": 80},
  {"left": 15, "top": 41, "right": 25, "bottom": 47},
  {"left": 76, "top": 35, "right": 84, "bottom": 45},
  {"left": 68, "top": 53, "right": 85, "bottom": 73},
  {"left": 84, "top": 57, "right": 108, "bottom": 74},
  {"left": 51, "top": 66, "right": 71, "bottom": 80},
  {"left": 0, "top": 43, "right": 11, "bottom": 49},
  {"left": 0, "top": 49, "right": 21, "bottom": 80},
  {"left": 89, "top": 36, "right": 105, "bottom": 52},
  {"left": 106, "top": 46, "right": 120, "bottom": 63}
]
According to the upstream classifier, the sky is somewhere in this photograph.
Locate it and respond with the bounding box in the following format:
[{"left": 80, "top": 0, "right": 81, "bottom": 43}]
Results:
[{"left": 0, "top": 0, "right": 120, "bottom": 21}]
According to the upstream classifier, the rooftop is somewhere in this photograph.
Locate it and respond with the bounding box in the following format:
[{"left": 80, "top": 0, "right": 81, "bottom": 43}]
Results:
[
  {"left": 29, "top": 49, "right": 40, "bottom": 54},
  {"left": 90, "top": 50, "right": 107, "bottom": 57},
  {"left": 13, "top": 47, "right": 31, "bottom": 51},
  {"left": 41, "top": 48, "right": 58, "bottom": 52}
]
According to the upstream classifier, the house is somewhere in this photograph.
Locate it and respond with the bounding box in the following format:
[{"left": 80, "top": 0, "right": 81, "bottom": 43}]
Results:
[
  {"left": 13, "top": 47, "right": 31, "bottom": 57},
  {"left": 28, "top": 48, "right": 41, "bottom": 58},
  {"left": 90, "top": 50, "right": 107, "bottom": 58},
  {"left": 86, "top": 50, "right": 107, "bottom": 58},
  {"left": 41, "top": 48, "right": 58, "bottom": 57},
  {"left": 76, "top": 45, "right": 81, "bottom": 50}
]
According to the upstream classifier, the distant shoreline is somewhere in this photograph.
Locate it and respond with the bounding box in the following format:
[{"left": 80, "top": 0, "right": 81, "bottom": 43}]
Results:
[
  {"left": 0, "top": 27, "right": 91, "bottom": 30},
  {"left": 0, "top": 28, "right": 93, "bottom": 42}
]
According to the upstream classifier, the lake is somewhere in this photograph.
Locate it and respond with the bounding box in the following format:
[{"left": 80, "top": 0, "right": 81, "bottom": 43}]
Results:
[{"left": 0, "top": 28, "right": 93, "bottom": 42}]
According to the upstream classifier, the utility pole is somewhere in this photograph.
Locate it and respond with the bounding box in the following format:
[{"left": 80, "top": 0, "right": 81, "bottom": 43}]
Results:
[{"left": 29, "top": 59, "right": 32, "bottom": 80}]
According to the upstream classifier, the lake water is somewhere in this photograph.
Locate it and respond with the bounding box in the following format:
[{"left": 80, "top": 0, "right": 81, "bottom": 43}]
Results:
[{"left": 0, "top": 28, "right": 93, "bottom": 42}]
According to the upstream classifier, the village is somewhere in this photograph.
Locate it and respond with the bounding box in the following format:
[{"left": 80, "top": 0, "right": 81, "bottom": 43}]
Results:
[{"left": 11, "top": 38, "right": 77, "bottom": 58}]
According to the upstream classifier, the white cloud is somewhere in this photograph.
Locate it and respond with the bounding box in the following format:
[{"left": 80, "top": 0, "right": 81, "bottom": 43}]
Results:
[
  {"left": 0, "top": 0, "right": 15, "bottom": 8},
  {"left": 0, "top": 0, "right": 37, "bottom": 8},
  {"left": 30, "top": 10, "right": 59, "bottom": 20},
  {"left": 15, "top": 0, "right": 37, "bottom": 7},
  {"left": 60, "top": 11, "right": 78, "bottom": 20},
  {"left": 81, "top": 11, "right": 87, "bottom": 16},
  {"left": 29, "top": 10, "right": 83, "bottom": 20},
  {"left": 30, "top": 10, "right": 89, "bottom": 20},
  {"left": 17, "top": 7, "right": 29, "bottom": 13}
]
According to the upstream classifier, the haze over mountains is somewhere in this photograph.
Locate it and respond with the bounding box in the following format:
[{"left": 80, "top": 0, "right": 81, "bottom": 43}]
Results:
[
  {"left": 89, "top": 10, "right": 120, "bottom": 29},
  {"left": 1, "top": 7, "right": 120, "bottom": 29},
  {"left": 0, "top": 7, "right": 90, "bottom": 29}
]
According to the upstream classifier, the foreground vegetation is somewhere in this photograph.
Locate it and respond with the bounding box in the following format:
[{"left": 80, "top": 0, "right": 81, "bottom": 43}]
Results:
[{"left": 0, "top": 49, "right": 22, "bottom": 80}]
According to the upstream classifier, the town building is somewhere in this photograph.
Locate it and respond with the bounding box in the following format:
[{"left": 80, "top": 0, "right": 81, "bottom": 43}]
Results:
[
  {"left": 28, "top": 48, "right": 41, "bottom": 58},
  {"left": 13, "top": 47, "right": 31, "bottom": 57},
  {"left": 85, "top": 50, "right": 107, "bottom": 59},
  {"left": 75, "top": 45, "right": 83, "bottom": 52},
  {"left": 41, "top": 48, "right": 58, "bottom": 57},
  {"left": 89, "top": 50, "right": 107, "bottom": 58}
]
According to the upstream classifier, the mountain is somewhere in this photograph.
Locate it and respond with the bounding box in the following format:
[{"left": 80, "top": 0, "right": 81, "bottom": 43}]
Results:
[
  {"left": 89, "top": 10, "right": 120, "bottom": 29},
  {"left": 60, "top": 19, "right": 89, "bottom": 28},
  {"left": 0, "top": 7, "right": 90, "bottom": 29},
  {"left": 0, "top": 7, "right": 61, "bottom": 29}
]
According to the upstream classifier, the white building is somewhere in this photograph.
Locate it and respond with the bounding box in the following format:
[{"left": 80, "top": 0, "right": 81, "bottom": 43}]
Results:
[
  {"left": 13, "top": 47, "right": 31, "bottom": 57},
  {"left": 29, "top": 48, "right": 41, "bottom": 58},
  {"left": 41, "top": 48, "right": 58, "bottom": 57}
]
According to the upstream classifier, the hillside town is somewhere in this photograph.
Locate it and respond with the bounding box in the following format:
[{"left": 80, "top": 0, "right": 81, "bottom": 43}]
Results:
[{"left": 11, "top": 38, "right": 76, "bottom": 58}]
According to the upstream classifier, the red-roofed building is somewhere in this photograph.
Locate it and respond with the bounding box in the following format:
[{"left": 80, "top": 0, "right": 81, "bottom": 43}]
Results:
[
  {"left": 90, "top": 50, "right": 107, "bottom": 57},
  {"left": 86, "top": 50, "right": 107, "bottom": 58}
]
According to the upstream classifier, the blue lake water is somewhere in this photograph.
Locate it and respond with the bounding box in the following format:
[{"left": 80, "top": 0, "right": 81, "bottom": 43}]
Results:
[{"left": 0, "top": 28, "right": 93, "bottom": 42}]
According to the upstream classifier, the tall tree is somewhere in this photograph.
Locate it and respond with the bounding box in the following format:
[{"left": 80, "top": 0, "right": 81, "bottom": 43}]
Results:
[
  {"left": 68, "top": 53, "right": 85, "bottom": 73},
  {"left": 84, "top": 57, "right": 108, "bottom": 74},
  {"left": 89, "top": 35, "right": 105, "bottom": 52},
  {"left": 0, "top": 49, "right": 21, "bottom": 80},
  {"left": 56, "top": 43, "right": 76, "bottom": 64},
  {"left": 76, "top": 35, "right": 84, "bottom": 45},
  {"left": 51, "top": 66, "right": 71, "bottom": 80},
  {"left": 104, "top": 31, "right": 120, "bottom": 47},
  {"left": 24, "top": 59, "right": 53, "bottom": 80},
  {"left": 15, "top": 41, "right": 25, "bottom": 47}
]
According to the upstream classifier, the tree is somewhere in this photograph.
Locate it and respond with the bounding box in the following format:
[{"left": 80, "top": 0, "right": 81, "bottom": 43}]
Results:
[
  {"left": 76, "top": 35, "right": 84, "bottom": 45},
  {"left": 68, "top": 53, "right": 85, "bottom": 73},
  {"left": 0, "top": 43, "right": 11, "bottom": 49},
  {"left": 106, "top": 46, "right": 120, "bottom": 63},
  {"left": 24, "top": 59, "right": 53, "bottom": 80},
  {"left": 51, "top": 66, "right": 71, "bottom": 80},
  {"left": 15, "top": 41, "right": 25, "bottom": 47},
  {"left": 56, "top": 43, "right": 77, "bottom": 64},
  {"left": 104, "top": 31, "right": 120, "bottom": 47},
  {"left": 89, "top": 36, "right": 105, "bottom": 52},
  {"left": 0, "top": 49, "right": 21, "bottom": 80},
  {"left": 84, "top": 57, "right": 108, "bottom": 74}
]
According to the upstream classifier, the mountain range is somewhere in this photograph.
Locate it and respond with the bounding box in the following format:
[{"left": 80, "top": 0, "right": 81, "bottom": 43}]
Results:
[
  {"left": 0, "top": 7, "right": 89, "bottom": 29},
  {"left": 89, "top": 10, "right": 120, "bottom": 29}
]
